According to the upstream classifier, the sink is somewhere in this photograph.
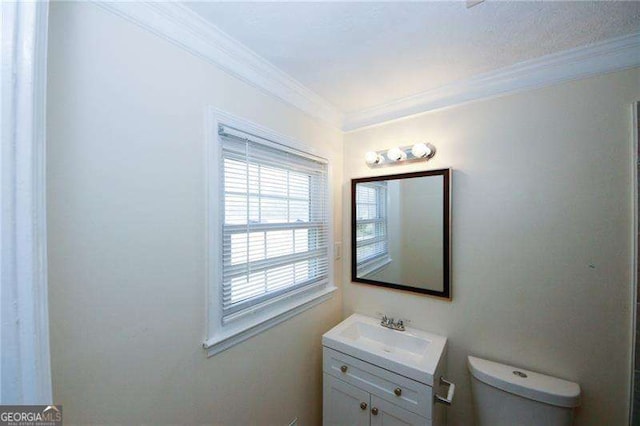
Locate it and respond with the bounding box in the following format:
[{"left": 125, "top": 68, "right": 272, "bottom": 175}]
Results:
[
  {"left": 339, "top": 321, "right": 430, "bottom": 358},
  {"left": 322, "top": 313, "right": 447, "bottom": 385}
]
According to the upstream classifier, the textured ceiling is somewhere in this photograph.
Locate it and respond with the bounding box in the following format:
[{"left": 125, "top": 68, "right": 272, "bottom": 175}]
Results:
[{"left": 185, "top": 1, "right": 640, "bottom": 113}]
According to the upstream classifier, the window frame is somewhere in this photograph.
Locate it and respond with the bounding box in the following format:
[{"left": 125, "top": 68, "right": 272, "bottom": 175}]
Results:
[{"left": 204, "top": 108, "right": 336, "bottom": 357}]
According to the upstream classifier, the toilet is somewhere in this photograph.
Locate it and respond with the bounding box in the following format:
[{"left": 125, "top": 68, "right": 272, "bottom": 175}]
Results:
[{"left": 468, "top": 356, "right": 581, "bottom": 426}]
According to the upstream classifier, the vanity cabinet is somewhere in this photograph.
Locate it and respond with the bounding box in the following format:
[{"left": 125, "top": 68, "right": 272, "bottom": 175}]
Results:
[
  {"left": 324, "top": 374, "right": 426, "bottom": 426},
  {"left": 323, "top": 375, "right": 369, "bottom": 426},
  {"left": 323, "top": 347, "right": 446, "bottom": 426},
  {"left": 321, "top": 314, "right": 452, "bottom": 426}
]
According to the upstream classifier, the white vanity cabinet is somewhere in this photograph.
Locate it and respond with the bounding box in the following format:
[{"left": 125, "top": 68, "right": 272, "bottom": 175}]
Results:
[
  {"left": 321, "top": 314, "right": 452, "bottom": 426},
  {"left": 324, "top": 374, "right": 427, "bottom": 426},
  {"left": 323, "top": 374, "right": 370, "bottom": 426},
  {"left": 323, "top": 347, "right": 446, "bottom": 426}
]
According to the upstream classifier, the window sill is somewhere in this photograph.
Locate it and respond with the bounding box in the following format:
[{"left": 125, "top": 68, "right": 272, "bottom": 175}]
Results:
[
  {"left": 203, "top": 285, "right": 337, "bottom": 357},
  {"left": 358, "top": 255, "right": 392, "bottom": 277}
]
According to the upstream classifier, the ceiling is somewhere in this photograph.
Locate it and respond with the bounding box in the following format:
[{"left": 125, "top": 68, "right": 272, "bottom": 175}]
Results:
[{"left": 184, "top": 1, "right": 640, "bottom": 114}]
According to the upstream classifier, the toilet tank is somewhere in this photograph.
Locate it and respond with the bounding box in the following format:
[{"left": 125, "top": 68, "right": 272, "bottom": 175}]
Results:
[{"left": 468, "top": 356, "right": 581, "bottom": 426}]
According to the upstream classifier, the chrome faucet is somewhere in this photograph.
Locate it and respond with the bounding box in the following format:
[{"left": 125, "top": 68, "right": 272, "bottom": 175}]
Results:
[{"left": 380, "top": 315, "right": 406, "bottom": 331}]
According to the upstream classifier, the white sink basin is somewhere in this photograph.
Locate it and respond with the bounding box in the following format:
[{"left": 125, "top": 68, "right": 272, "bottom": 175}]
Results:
[{"left": 322, "top": 313, "right": 447, "bottom": 385}]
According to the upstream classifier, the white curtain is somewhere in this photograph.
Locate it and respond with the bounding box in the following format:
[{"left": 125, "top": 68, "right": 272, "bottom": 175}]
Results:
[{"left": 1, "top": 1, "right": 52, "bottom": 404}]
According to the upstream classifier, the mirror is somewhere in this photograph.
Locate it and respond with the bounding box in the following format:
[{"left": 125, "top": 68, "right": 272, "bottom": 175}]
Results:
[{"left": 351, "top": 169, "right": 451, "bottom": 299}]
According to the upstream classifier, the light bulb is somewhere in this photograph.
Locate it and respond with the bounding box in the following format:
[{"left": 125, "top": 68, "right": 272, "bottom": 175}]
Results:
[
  {"left": 411, "top": 143, "right": 432, "bottom": 158},
  {"left": 364, "top": 151, "right": 382, "bottom": 165},
  {"left": 387, "top": 147, "right": 406, "bottom": 162}
]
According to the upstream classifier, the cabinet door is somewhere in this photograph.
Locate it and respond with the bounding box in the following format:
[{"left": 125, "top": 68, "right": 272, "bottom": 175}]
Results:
[
  {"left": 369, "top": 396, "right": 428, "bottom": 426},
  {"left": 323, "top": 373, "right": 370, "bottom": 426}
]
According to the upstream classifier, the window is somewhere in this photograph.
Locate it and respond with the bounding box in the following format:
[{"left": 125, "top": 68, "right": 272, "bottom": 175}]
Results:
[
  {"left": 205, "top": 110, "right": 335, "bottom": 356},
  {"left": 355, "top": 182, "right": 390, "bottom": 275}
]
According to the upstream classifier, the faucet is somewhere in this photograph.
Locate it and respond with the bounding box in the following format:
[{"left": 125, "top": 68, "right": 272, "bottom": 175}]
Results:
[{"left": 380, "top": 315, "right": 406, "bottom": 331}]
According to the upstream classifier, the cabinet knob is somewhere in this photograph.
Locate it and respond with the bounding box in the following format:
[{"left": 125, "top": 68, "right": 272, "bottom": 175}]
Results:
[
  {"left": 340, "top": 365, "right": 348, "bottom": 373},
  {"left": 394, "top": 387, "right": 402, "bottom": 396},
  {"left": 360, "top": 402, "right": 367, "bottom": 410},
  {"left": 371, "top": 407, "right": 379, "bottom": 416}
]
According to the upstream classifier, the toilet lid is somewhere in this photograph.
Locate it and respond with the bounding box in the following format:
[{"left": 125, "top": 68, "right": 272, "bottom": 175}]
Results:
[{"left": 468, "top": 356, "right": 581, "bottom": 408}]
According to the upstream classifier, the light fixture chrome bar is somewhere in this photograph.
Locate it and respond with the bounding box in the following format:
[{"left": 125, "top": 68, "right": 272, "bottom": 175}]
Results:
[{"left": 364, "top": 143, "right": 436, "bottom": 167}]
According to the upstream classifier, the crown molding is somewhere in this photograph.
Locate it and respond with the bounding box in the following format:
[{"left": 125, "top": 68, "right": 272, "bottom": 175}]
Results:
[
  {"left": 93, "top": 1, "right": 343, "bottom": 129},
  {"left": 89, "top": 2, "right": 639, "bottom": 133},
  {"left": 343, "top": 32, "right": 640, "bottom": 132}
]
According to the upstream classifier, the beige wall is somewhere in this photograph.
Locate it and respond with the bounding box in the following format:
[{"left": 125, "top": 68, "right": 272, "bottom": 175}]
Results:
[
  {"left": 343, "top": 68, "right": 640, "bottom": 426},
  {"left": 46, "top": 3, "right": 342, "bottom": 425}
]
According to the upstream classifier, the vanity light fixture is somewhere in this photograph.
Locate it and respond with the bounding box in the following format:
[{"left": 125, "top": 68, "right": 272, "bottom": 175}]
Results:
[{"left": 364, "top": 142, "right": 436, "bottom": 167}]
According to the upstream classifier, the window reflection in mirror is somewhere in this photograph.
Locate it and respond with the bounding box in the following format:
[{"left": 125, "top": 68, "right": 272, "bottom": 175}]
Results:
[
  {"left": 355, "top": 181, "right": 390, "bottom": 275},
  {"left": 351, "top": 169, "right": 451, "bottom": 299}
]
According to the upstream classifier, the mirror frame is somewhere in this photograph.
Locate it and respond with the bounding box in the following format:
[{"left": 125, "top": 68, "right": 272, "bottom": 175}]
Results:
[{"left": 351, "top": 168, "right": 451, "bottom": 299}]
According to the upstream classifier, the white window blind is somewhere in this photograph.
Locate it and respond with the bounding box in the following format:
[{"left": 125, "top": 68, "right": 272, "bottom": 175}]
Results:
[
  {"left": 355, "top": 182, "right": 388, "bottom": 266},
  {"left": 219, "top": 125, "right": 329, "bottom": 320}
]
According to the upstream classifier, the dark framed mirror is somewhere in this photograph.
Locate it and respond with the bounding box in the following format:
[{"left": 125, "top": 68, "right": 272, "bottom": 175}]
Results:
[{"left": 351, "top": 168, "right": 451, "bottom": 299}]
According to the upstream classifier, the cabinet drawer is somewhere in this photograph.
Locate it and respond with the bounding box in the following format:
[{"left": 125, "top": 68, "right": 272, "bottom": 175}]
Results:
[{"left": 323, "top": 347, "right": 432, "bottom": 418}]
